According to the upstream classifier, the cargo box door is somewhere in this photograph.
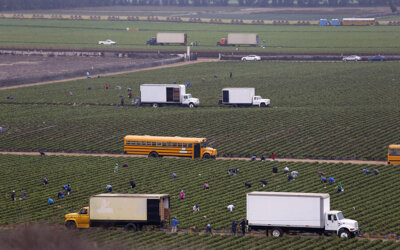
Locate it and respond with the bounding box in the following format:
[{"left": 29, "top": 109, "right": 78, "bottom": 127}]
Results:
[
  {"left": 147, "top": 199, "right": 160, "bottom": 224},
  {"left": 222, "top": 90, "right": 229, "bottom": 103},
  {"left": 166, "top": 87, "right": 180, "bottom": 102}
]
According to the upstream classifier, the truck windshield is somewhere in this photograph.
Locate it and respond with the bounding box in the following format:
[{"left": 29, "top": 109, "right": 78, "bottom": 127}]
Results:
[
  {"left": 201, "top": 142, "right": 208, "bottom": 148},
  {"left": 186, "top": 94, "right": 192, "bottom": 99},
  {"left": 337, "top": 212, "right": 344, "bottom": 220}
]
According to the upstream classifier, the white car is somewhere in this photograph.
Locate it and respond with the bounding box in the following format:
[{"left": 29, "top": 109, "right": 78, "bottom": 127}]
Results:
[
  {"left": 98, "top": 39, "right": 117, "bottom": 45},
  {"left": 342, "top": 55, "right": 361, "bottom": 61},
  {"left": 241, "top": 55, "right": 261, "bottom": 61}
]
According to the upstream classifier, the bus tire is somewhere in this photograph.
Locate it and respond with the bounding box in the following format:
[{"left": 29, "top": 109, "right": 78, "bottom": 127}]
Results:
[
  {"left": 125, "top": 223, "right": 137, "bottom": 231},
  {"left": 65, "top": 221, "right": 77, "bottom": 230},
  {"left": 152, "top": 103, "right": 159, "bottom": 108},
  {"left": 203, "top": 153, "right": 211, "bottom": 159},
  {"left": 271, "top": 227, "right": 283, "bottom": 237},
  {"left": 149, "top": 152, "right": 159, "bottom": 158}
]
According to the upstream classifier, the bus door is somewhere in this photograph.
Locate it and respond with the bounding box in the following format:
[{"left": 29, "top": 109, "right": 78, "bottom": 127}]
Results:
[{"left": 194, "top": 143, "right": 201, "bottom": 158}]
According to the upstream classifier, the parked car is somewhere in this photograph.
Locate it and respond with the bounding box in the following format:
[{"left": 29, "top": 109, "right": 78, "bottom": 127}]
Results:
[
  {"left": 368, "top": 55, "right": 386, "bottom": 61},
  {"left": 241, "top": 55, "right": 261, "bottom": 61},
  {"left": 98, "top": 39, "right": 117, "bottom": 45},
  {"left": 342, "top": 55, "right": 361, "bottom": 62}
]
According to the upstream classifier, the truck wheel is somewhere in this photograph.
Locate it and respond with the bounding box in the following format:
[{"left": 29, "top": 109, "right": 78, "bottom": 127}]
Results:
[
  {"left": 152, "top": 103, "right": 159, "bottom": 108},
  {"left": 189, "top": 103, "right": 195, "bottom": 108},
  {"left": 65, "top": 221, "right": 77, "bottom": 230},
  {"left": 203, "top": 153, "right": 211, "bottom": 159},
  {"left": 271, "top": 227, "right": 283, "bottom": 237},
  {"left": 125, "top": 223, "right": 137, "bottom": 231},
  {"left": 338, "top": 228, "right": 350, "bottom": 238},
  {"left": 260, "top": 103, "right": 267, "bottom": 107},
  {"left": 148, "top": 152, "right": 159, "bottom": 158}
]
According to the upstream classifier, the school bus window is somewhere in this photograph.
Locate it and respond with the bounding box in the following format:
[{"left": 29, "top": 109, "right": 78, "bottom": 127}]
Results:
[
  {"left": 157, "top": 142, "right": 162, "bottom": 146},
  {"left": 162, "top": 142, "right": 167, "bottom": 147},
  {"left": 147, "top": 141, "right": 152, "bottom": 146},
  {"left": 168, "top": 142, "right": 172, "bottom": 147},
  {"left": 188, "top": 144, "right": 192, "bottom": 148},
  {"left": 126, "top": 141, "right": 130, "bottom": 145},
  {"left": 178, "top": 143, "right": 182, "bottom": 147},
  {"left": 142, "top": 141, "right": 146, "bottom": 146},
  {"left": 152, "top": 142, "right": 156, "bottom": 146},
  {"left": 173, "top": 143, "right": 177, "bottom": 147},
  {"left": 390, "top": 149, "right": 400, "bottom": 156},
  {"left": 201, "top": 142, "right": 208, "bottom": 148},
  {"left": 183, "top": 143, "right": 187, "bottom": 148}
]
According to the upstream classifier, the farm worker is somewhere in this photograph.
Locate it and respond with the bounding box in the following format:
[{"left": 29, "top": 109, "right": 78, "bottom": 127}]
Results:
[
  {"left": 105, "top": 84, "right": 109, "bottom": 90},
  {"left": 121, "top": 96, "right": 124, "bottom": 106},
  {"left": 172, "top": 173, "right": 177, "bottom": 178},
  {"left": 251, "top": 155, "right": 256, "bottom": 161},
  {"left": 40, "top": 151, "right": 46, "bottom": 156},
  {"left": 11, "top": 190, "right": 16, "bottom": 201},
  {"left": 21, "top": 190, "right": 26, "bottom": 200},
  {"left": 193, "top": 204, "right": 200, "bottom": 212},
  {"left": 229, "top": 72, "right": 232, "bottom": 78},
  {"left": 0, "top": 126, "right": 2, "bottom": 133},
  {"left": 128, "top": 92, "right": 132, "bottom": 99},
  {"left": 271, "top": 152, "right": 276, "bottom": 161},
  {"left": 283, "top": 167, "right": 289, "bottom": 173},
  {"left": 69, "top": 91, "right": 73, "bottom": 96},
  {"left": 117, "top": 85, "right": 121, "bottom": 90},
  {"left": 42, "top": 177, "right": 48, "bottom": 185},
  {"left": 106, "top": 184, "right": 112, "bottom": 192},
  {"left": 63, "top": 184, "right": 71, "bottom": 195},
  {"left": 171, "top": 217, "right": 178, "bottom": 232},
  {"left": 245, "top": 182, "right": 252, "bottom": 188},
  {"left": 114, "top": 163, "right": 119, "bottom": 173},
  {"left": 328, "top": 177, "right": 335, "bottom": 184},
  {"left": 228, "top": 168, "right": 233, "bottom": 175},
  {"left": 321, "top": 176, "right": 327, "bottom": 183},
  {"left": 227, "top": 204, "right": 235, "bottom": 212},
  {"left": 206, "top": 224, "right": 212, "bottom": 234},
  {"left": 260, "top": 180, "right": 267, "bottom": 187},
  {"left": 232, "top": 169, "right": 239, "bottom": 175},
  {"left": 179, "top": 190, "right": 185, "bottom": 200},
  {"left": 48, "top": 198, "right": 54, "bottom": 205},
  {"left": 231, "top": 219, "right": 237, "bottom": 235},
  {"left": 58, "top": 191, "right": 64, "bottom": 199},
  {"left": 239, "top": 218, "right": 246, "bottom": 236},
  {"left": 363, "top": 169, "right": 371, "bottom": 174},
  {"left": 317, "top": 171, "right": 326, "bottom": 177},
  {"left": 203, "top": 183, "right": 210, "bottom": 190},
  {"left": 130, "top": 180, "right": 136, "bottom": 189},
  {"left": 86, "top": 71, "right": 91, "bottom": 78},
  {"left": 373, "top": 169, "right": 380, "bottom": 175},
  {"left": 123, "top": 163, "right": 128, "bottom": 168},
  {"left": 287, "top": 174, "right": 294, "bottom": 181},
  {"left": 337, "top": 182, "right": 344, "bottom": 193},
  {"left": 291, "top": 171, "right": 298, "bottom": 177},
  {"left": 260, "top": 155, "right": 265, "bottom": 161}
]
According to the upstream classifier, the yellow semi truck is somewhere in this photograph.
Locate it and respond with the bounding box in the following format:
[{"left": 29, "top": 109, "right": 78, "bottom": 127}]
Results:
[{"left": 65, "top": 194, "right": 170, "bottom": 231}]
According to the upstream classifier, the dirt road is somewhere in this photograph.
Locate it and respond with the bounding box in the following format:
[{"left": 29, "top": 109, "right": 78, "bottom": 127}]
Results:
[{"left": 0, "top": 151, "right": 386, "bottom": 165}]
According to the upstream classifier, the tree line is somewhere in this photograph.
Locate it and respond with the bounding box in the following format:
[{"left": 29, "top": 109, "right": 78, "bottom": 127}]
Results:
[{"left": 0, "top": 0, "right": 397, "bottom": 10}]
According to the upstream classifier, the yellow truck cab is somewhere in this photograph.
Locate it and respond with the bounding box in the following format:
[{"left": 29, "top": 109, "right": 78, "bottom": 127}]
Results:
[
  {"left": 65, "top": 194, "right": 170, "bottom": 231},
  {"left": 388, "top": 144, "right": 400, "bottom": 165}
]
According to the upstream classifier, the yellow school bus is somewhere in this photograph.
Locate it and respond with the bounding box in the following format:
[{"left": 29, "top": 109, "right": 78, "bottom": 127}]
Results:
[
  {"left": 341, "top": 18, "right": 376, "bottom": 26},
  {"left": 388, "top": 144, "right": 400, "bottom": 165},
  {"left": 124, "top": 135, "right": 217, "bottom": 159}
]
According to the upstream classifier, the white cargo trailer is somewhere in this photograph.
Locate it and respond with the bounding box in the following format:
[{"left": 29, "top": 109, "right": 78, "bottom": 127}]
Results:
[
  {"left": 65, "top": 194, "right": 170, "bottom": 231},
  {"left": 140, "top": 84, "right": 199, "bottom": 108},
  {"left": 146, "top": 33, "right": 187, "bottom": 45},
  {"left": 217, "top": 33, "right": 259, "bottom": 46},
  {"left": 220, "top": 88, "right": 270, "bottom": 107},
  {"left": 246, "top": 192, "right": 359, "bottom": 238}
]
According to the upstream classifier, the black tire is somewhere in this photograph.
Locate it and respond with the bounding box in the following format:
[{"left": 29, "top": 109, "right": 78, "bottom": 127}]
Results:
[
  {"left": 203, "top": 153, "right": 211, "bottom": 159},
  {"left": 338, "top": 228, "right": 350, "bottom": 238},
  {"left": 260, "top": 103, "right": 267, "bottom": 107},
  {"left": 152, "top": 103, "right": 159, "bottom": 108},
  {"left": 125, "top": 223, "right": 137, "bottom": 231},
  {"left": 148, "top": 152, "right": 159, "bottom": 158},
  {"left": 189, "top": 103, "right": 195, "bottom": 108},
  {"left": 65, "top": 221, "right": 77, "bottom": 230},
  {"left": 271, "top": 227, "right": 283, "bottom": 237}
]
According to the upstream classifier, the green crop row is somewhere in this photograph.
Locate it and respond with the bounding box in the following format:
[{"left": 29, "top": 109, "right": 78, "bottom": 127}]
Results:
[
  {"left": 0, "top": 19, "right": 399, "bottom": 53},
  {"left": 0, "top": 154, "right": 399, "bottom": 236}
]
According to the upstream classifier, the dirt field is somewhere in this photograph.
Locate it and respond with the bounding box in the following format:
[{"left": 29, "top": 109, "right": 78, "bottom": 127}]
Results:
[{"left": 0, "top": 54, "right": 180, "bottom": 87}]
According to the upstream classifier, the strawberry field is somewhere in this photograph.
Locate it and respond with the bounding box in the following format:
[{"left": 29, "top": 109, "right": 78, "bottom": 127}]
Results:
[
  {"left": 1, "top": 61, "right": 399, "bottom": 160},
  {"left": 1, "top": 154, "right": 399, "bottom": 237}
]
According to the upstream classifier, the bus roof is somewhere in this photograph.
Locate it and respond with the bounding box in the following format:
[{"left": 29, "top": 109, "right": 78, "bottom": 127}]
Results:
[
  {"left": 342, "top": 18, "right": 375, "bottom": 21},
  {"left": 389, "top": 144, "right": 400, "bottom": 149},
  {"left": 125, "top": 135, "right": 207, "bottom": 143}
]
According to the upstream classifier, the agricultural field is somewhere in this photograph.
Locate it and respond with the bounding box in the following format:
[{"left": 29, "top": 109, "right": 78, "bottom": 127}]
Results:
[
  {"left": 1, "top": 154, "right": 400, "bottom": 237},
  {"left": 0, "top": 18, "right": 400, "bottom": 53},
  {"left": 1, "top": 61, "right": 399, "bottom": 160}
]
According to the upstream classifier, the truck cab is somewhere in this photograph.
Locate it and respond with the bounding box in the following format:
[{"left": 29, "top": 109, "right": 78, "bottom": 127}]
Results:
[
  {"left": 146, "top": 37, "right": 157, "bottom": 45},
  {"left": 217, "top": 38, "right": 228, "bottom": 46},
  {"left": 252, "top": 96, "right": 270, "bottom": 107},
  {"left": 182, "top": 94, "right": 199, "bottom": 108},
  {"left": 65, "top": 206, "right": 90, "bottom": 229},
  {"left": 325, "top": 210, "right": 359, "bottom": 238}
]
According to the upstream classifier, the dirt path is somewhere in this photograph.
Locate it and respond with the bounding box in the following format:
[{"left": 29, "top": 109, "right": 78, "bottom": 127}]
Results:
[
  {"left": 0, "top": 151, "right": 386, "bottom": 165},
  {"left": 0, "top": 58, "right": 218, "bottom": 91}
]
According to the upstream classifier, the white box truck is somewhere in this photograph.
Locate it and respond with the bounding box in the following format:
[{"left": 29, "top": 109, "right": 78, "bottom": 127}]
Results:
[
  {"left": 217, "top": 33, "right": 258, "bottom": 46},
  {"left": 219, "top": 88, "right": 270, "bottom": 107},
  {"left": 140, "top": 84, "right": 199, "bottom": 108},
  {"left": 247, "top": 192, "right": 359, "bottom": 238},
  {"left": 65, "top": 194, "right": 170, "bottom": 231},
  {"left": 147, "top": 33, "right": 187, "bottom": 45}
]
